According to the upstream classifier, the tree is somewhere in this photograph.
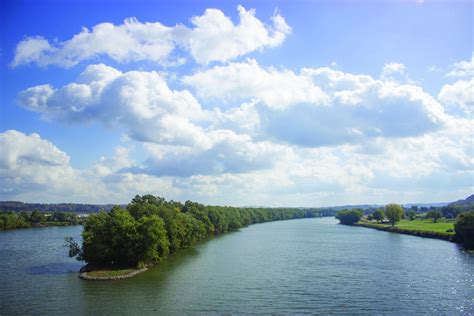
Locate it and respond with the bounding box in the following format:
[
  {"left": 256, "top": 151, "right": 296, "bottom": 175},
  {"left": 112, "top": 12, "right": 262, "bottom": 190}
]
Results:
[
  {"left": 454, "top": 211, "right": 474, "bottom": 249},
  {"left": 406, "top": 210, "right": 416, "bottom": 220},
  {"left": 385, "top": 204, "right": 404, "bottom": 227},
  {"left": 372, "top": 209, "right": 385, "bottom": 223},
  {"left": 426, "top": 210, "right": 442, "bottom": 223},
  {"left": 335, "top": 209, "right": 363, "bottom": 225},
  {"left": 30, "top": 210, "right": 45, "bottom": 224}
]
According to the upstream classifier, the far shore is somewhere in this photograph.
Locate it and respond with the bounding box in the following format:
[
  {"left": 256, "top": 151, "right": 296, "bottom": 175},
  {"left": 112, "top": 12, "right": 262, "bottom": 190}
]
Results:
[{"left": 354, "top": 220, "right": 456, "bottom": 243}]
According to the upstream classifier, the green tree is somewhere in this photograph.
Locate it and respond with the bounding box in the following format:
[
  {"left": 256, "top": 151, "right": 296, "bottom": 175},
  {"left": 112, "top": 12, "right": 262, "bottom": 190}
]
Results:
[
  {"left": 407, "top": 210, "right": 416, "bottom": 220},
  {"left": 335, "top": 209, "right": 363, "bottom": 225},
  {"left": 372, "top": 209, "right": 385, "bottom": 223},
  {"left": 385, "top": 204, "right": 404, "bottom": 227},
  {"left": 454, "top": 211, "right": 474, "bottom": 249},
  {"left": 30, "top": 210, "right": 45, "bottom": 224},
  {"left": 426, "top": 210, "right": 442, "bottom": 223}
]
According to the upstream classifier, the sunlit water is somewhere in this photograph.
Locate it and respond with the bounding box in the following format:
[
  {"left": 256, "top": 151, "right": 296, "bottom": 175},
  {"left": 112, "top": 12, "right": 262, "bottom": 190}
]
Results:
[{"left": 1, "top": 218, "right": 473, "bottom": 315}]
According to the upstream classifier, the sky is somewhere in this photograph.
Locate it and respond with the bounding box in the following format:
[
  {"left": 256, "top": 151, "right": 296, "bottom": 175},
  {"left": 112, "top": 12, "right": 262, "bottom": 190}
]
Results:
[{"left": 0, "top": 0, "right": 472, "bottom": 206}]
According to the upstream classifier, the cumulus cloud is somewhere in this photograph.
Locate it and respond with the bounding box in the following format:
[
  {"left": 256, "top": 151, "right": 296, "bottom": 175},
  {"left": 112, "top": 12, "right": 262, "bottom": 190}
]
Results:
[
  {"left": 438, "top": 79, "right": 474, "bottom": 116},
  {"left": 380, "top": 62, "right": 406, "bottom": 81},
  {"left": 18, "top": 64, "right": 294, "bottom": 177},
  {"left": 180, "top": 5, "right": 291, "bottom": 64},
  {"left": 183, "top": 59, "right": 327, "bottom": 109},
  {"left": 18, "top": 63, "right": 210, "bottom": 147},
  {"left": 11, "top": 6, "right": 290, "bottom": 67},
  {"left": 1, "top": 125, "right": 472, "bottom": 206},
  {"left": 0, "top": 130, "right": 179, "bottom": 203},
  {"left": 184, "top": 60, "right": 447, "bottom": 146},
  {"left": 0, "top": 130, "right": 76, "bottom": 198},
  {"left": 445, "top": 54, "right": 474, "bottom": 78},
  {"left": 137, "top": 131, "right": 289, "bottom": 177}
]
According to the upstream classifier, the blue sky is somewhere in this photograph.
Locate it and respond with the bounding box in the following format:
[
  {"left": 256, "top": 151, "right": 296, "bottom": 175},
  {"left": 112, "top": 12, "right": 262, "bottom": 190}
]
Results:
[{"left": 0, "top": 0, "right": 472, "bottom": 206}]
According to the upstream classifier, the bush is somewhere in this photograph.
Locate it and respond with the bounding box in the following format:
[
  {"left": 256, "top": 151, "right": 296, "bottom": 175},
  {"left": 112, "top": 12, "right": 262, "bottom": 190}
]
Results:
[
  {"left": 336, "top": 209, "right": 363, "bottom": 225},
  {"left": 454, "top": 211, "right": 474, "bottom": 249}
]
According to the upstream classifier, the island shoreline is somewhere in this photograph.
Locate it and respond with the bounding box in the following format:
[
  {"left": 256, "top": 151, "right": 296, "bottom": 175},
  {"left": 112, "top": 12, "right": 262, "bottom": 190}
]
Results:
[{"left": 79, "top": 264, "right": 150, "bottom": 281}]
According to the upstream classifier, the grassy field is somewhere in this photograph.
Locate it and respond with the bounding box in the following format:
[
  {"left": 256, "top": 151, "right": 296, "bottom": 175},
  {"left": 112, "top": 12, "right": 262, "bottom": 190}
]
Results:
[
  {"left": 359, "top": 218, "right": 455, "bottom": 236},
  {"left": 390, "top": 219, "right": 454, "bottom": 234}
]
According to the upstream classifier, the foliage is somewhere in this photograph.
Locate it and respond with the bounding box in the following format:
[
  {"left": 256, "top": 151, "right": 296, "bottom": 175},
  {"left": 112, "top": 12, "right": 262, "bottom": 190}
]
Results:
[
  {"left": 67, "top": 195, "right": 316, "bottom": 267},
  {"left": 426, "top": 210, "right": 442, "bottom": 223},
  {"left": 335, "top": 208, "right": 363, "bottom": 225},
  {"left": 440, "top": 203, "right": 474, "bottom": 218},
  {"left": 372, "top": 209, "right": 385, "bottom": 223},
  {"left": 406, "top": 210, "right": 416, "bottom": 220},
  {"left": 385, "top": 204, "right": 404, "bottom": 227},
  {"left": 0, "top": 210, "right": 79, "bottom": 230},
  {"left": 0, "top": 201, "right": 118, "bottom": 213},
  {"left": 454, "top": 211, "right": 474, "bottom": 249}
]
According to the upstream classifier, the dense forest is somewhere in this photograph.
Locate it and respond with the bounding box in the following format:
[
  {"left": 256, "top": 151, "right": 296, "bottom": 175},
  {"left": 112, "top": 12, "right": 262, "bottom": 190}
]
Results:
[
  {"left": 0, "top": 201, "right": 117, "bottom": 213},
  {"left": 67, "top": 195, "right": 318, "bottom": 268},
  {"left": 0, "top": 211, "right": 80, "bottom": 230}
]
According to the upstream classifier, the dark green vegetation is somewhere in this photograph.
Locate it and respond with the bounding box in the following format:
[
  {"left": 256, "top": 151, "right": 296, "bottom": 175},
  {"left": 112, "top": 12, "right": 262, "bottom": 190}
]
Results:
[
  {"left": 454, "top": 211, "right": 474, "bottom": 249},
  {"left": 0, "top": 211, "right": 80, "bottom": 230},
  {"left": 67, "top": 195, "right": 317, "bottom": 275},
  {"left": 372, "top": 209, "right": 385, "bottom": 223},
  {"left": 335, "top": 208, "right": 363, "bottom": 225},
  {"left": 426, "top": 210, "right": 442, "bottom": 222},
  {"left": 0, "top": 201, "right": 117, "bottom": 213}
]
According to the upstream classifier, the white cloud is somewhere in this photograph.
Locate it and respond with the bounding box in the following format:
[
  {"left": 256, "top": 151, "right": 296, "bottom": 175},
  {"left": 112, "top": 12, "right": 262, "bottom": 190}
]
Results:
[
  {"left": 446, "top": 54, "right": 474, "bottom": 78},
  {"left": 11, "top": 6, "right": 290, "bottom": 67},
  {"left": 180, "top": 5, "right": 291, "bottom": 64},
  {"left": 184, "top": 60, "right": 448, "bottom": 146},
  {"left": 20, "top": 62, "right": 449, "bottom": 152},
  {"left": 183, "top": 59, "right": 327, "bottom": 109},
  {"left": 138, "top": 131, "right": 289, "bottom": 177},
  {"left": 438, "top": 79, "right": 474, "bottom": 116},
  {"left": 0, "top": 130, "right": 178, "bottom": 203},
  {"left": 18, "top": 64, "right": 210, "bottom": 147},
  {"left": 380, "top": 62, "right": 406, "bottom": 81},
  {"left": 0, "top": 130, "right": 76, "bottom": 199},
  {"left": 1, "top": 124, "right": 472, "bottom": 206}
]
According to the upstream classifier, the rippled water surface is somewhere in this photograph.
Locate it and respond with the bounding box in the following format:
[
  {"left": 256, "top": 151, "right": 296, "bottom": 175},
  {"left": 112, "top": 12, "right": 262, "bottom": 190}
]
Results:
[{"left": 1, "top": 218, "right": 473, "bottom": 314}]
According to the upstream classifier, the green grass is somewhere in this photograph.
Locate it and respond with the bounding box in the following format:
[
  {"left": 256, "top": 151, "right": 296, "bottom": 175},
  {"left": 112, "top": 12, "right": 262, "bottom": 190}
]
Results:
[{"left": 362, "top": 219, "right": 455, "bottom": 235}]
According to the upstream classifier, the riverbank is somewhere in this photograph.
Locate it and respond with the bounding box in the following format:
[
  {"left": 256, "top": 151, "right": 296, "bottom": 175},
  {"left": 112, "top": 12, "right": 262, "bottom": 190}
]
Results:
[
  {"left": 355, "top": 219, "right": 456, "bottom": 243},
  {"left": 79, "top": 264, "right": 149, "bottom": 280}
]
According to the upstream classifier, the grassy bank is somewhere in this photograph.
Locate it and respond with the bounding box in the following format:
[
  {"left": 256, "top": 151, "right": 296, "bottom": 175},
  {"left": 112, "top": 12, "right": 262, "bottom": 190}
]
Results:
[
  {"left": 355, "top": 219, "right": 456, "bottom": 242},
  {"left": 79, "top": 265, "right": 148, "bottom": 280}
]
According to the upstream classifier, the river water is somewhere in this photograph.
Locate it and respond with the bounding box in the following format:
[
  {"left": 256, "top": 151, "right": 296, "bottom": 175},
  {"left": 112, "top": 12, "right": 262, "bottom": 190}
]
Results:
[{"left": 0, "top": 217, "right": 472, "bottom": 315}]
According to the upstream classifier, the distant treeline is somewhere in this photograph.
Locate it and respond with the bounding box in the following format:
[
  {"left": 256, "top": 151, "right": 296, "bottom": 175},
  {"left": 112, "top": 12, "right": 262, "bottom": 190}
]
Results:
[
  {"left": 0, "top": 201, "right": 118, "bottom": 213},
  {"left": 67, "top": 195, "right": 319, "bottom": 268},
  {"left": 0, "top": 211, "right": 80, "bottom": 230}
]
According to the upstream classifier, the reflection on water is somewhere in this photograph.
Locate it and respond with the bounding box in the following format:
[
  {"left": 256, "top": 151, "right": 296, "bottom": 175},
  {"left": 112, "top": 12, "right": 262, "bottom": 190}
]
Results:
[
  {"left": 1, "top": 218, "right": 473, "bottom": 314},
  {"left": 28, "top": 262, "right": 83, "bottom": 275}
]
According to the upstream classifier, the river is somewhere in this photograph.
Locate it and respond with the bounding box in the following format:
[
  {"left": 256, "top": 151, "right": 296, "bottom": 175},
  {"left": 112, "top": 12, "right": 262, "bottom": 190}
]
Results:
[{"left": 0, "top": 217, "right": 472, "bottom": 314}]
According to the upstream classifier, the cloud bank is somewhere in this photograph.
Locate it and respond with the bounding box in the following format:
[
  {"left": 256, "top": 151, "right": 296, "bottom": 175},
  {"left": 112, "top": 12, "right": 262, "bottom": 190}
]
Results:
[{"left": 12, "top": 6, "right": 290, "bottom": 67}]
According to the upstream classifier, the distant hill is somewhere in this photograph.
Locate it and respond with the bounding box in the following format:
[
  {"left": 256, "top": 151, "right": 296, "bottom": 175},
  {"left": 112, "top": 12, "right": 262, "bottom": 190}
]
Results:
[
  {"left": 449, "top": 194, "right": 474, "bottom": 206},
  {"left": 0, "top": 201, "right": 121, "bottom": 213}
]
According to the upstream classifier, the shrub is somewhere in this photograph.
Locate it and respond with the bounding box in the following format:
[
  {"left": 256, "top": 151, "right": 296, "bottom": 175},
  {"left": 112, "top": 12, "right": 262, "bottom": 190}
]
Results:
[
  {"left": 336, "top": 209, "right": 363, "bottom": 225},
  {"left": 454, "top": 211, "right": 474, "bottom": 249}
]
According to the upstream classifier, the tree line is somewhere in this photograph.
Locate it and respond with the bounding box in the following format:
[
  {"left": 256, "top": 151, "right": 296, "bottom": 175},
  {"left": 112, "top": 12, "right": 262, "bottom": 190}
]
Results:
[
  {"left": 66, "top": 195, "right": 317, "bottom": 268},
  {"left": 0, "top": 211, "right": 80, "bottom": 230},
  {"left": 0, "top": 201, "right": 117, "bottom": 213}
]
